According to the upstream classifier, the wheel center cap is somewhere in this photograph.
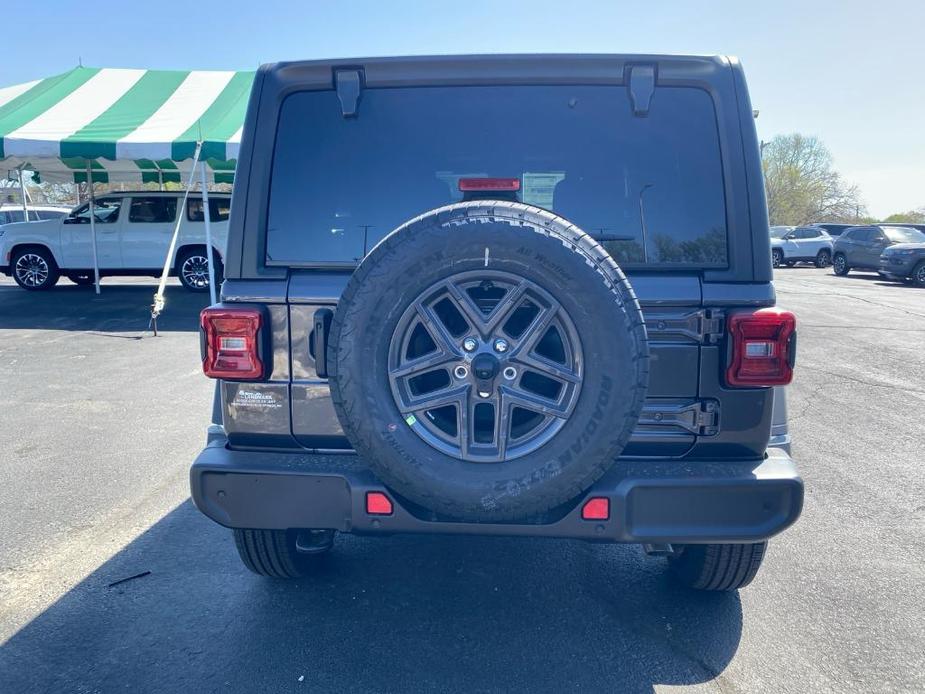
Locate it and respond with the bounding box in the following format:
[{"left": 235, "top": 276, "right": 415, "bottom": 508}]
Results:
[{"left": 471, "top": 353, "right": 500, "bottom": 381}]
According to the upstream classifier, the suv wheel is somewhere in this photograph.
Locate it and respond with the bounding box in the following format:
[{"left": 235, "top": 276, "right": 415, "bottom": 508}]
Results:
[
  {"left": 833, "top": 253, "right": 850, "bottom": 276},
  {"left": 177, "top": 248, "right": 222, "bottom": 292},
  {"left": 668, "top": 542, "right": 767, "bottom": 591},
  {"left": 233, "top": 529, "right": 333, "bottom": 578},
  {"left": 911, "top": 261, "right": 925, "bottom": 288},
  {"left": 12, "top": 247, "right": 60, "bottom": 290},
  {"left": 814, "top": 249, "right": 831, "bottom": 268},
  {"left": 328, "top": 202, "right": 649, "bottom": 522},
  {"left": 771, "top": 249, "right": 784, "bottom": 268}
]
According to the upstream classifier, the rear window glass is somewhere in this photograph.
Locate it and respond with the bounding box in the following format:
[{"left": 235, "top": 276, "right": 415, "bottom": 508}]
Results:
[
  {"left": 267, "top": 85, "right": 728, "bottom": 267},
  {"left": 188, "top": 197, "right": 231, "bottom": 222},
  {"left": 129, "top": 197, "right": 176, "bottom": 223}
]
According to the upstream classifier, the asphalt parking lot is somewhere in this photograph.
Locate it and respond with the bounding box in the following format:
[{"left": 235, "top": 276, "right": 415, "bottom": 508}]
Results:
[{"left": 1, "top": 268, "right": 923, "bottom": 693}]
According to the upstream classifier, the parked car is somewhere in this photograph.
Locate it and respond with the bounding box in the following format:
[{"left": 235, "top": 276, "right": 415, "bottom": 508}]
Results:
[
  {"left": 191, "top": 54, "right": 803, "bottom": 592},
  {"left": 0, "top": 204, "right": 70, "bottom": 225},
  {"left": 877, "top": 222, "right": 925, "bottom": 234},
  {"left": 809, "top": 222, "right": 856, "bottom": 238},
  {"left": 770, "top": 225, "right": 833, "bottom": 267},
  {"left": 833, "top": 224, "right": 925, "bottom": 277},
  {"left": 0, "top": 191, "right": 229, "bottom": 291},
  {"left": 878, "top": 236, "right": 925, "bottom": 287}
]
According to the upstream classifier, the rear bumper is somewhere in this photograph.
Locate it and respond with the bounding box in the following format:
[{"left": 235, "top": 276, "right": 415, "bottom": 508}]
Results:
[{"left": 191, "top": 437, "right": 803, "bottom": 544}]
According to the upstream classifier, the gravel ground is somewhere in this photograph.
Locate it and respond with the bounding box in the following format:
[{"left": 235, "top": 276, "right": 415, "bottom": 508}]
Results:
[{"left": 0, "top": 269, "right": 922, "bottom": 693}]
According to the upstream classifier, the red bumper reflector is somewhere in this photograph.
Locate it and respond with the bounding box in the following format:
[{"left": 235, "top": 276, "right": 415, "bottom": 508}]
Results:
[
  {"left": 366, "top": 492, "right": 393, "bottom": 515},
  {"left": 458, "top": 177, "right": 521, "bottom": 192},
  {"left": 581, "top": 497, "right": 610, "bottom": 520}
]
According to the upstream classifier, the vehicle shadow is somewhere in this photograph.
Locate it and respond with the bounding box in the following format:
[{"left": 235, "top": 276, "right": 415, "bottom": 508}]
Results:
[
  {"left": 0, "top": 501, "right": 743, "bottom": 693},
  {"left": 0, "top": 283, "right": 208, "bottom": 333}
]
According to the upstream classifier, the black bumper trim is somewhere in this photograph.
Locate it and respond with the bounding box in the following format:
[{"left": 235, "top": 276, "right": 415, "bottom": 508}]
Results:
[{"left": 190, "top": 439, "right": 803, "bottom": 544}]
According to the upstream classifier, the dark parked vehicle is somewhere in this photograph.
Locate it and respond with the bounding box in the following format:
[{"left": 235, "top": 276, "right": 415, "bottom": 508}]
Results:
[
  {"left": 810, "top": 222, "right": 856, "bottom": 238},
  {"left": 833, "top": 224, "right": 925, "bottom": 277},
  {"left": 192, "top": 54, "right": 802, "bottom": 592},
  {"left": 878, "top": 222, "right": 925, "bottom": 234},
  {"left": 879, "top": 239, "right": 925, "bottom": 287}
]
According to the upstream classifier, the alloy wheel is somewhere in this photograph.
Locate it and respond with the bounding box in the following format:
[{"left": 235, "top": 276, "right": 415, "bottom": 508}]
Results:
[
  {"left": 387, "top": 270, "right": 583, "bottom": 462},
  {"left": 14, "top": 253, "right": 50, "bottom": 288},
  {"left": 181, "top": 255, "right": 210, "bottom": 289}
]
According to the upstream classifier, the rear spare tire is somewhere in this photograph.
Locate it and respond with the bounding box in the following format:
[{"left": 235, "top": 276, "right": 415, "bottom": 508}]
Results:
[{"left": 328, "top": 202, "right": 649, "bottom": 521}]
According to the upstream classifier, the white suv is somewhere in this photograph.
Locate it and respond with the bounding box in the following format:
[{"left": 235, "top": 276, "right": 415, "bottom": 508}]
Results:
[
  {"left": 769, "top": 225, "right": 833, "bottom": 268},
  {"left": 0, "top": 191, "right": 229, "bottom": 291}
]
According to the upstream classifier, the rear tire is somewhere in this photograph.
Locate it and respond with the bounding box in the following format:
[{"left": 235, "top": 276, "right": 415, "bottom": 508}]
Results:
[
  {"left": 233, "top": 528, "right": 331, "bottom": 578},
  {"left": 668, "top": 542, "right": 767, "bottom": 591},
  {"left": 771, "top": 249, "right": 784, "bottom": 268},
  {"left": 12, "top": 246, "right": 60, "bottom": 290},
  {"left": 912, "top": 261, "right": 925, "bottom": 288},
  {"left": 833, "top": 253, "right": 850, "bottom": 276},
  {"left": 815, "top": 249, "right": 831, "bottom": 268}
]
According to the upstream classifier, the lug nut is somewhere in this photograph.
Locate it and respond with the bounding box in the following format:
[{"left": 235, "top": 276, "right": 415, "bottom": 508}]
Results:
[
  {"left": 453, "top": 365, "right": 469, "bottom": 379},
  {"left": 463, "top": 337, "right": 478, "bottom": 352},
  {"left": 493, "top": 338, "right": 509, "bottom": 353},
  {"left": 502, "top": 366, "right": 517, "bottom": 380},
  {"left": 478, "top": 391, "right": 491, "bottom": 399}
]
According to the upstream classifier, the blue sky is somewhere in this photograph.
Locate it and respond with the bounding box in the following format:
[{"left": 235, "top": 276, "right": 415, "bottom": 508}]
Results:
[{"left": 4, "top": 0, "right": 922, "bottom": 216}]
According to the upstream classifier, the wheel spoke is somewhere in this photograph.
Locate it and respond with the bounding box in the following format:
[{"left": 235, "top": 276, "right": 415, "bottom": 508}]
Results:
[
  {"left": 508, "top": 298, "right": 561, "bottom": 356},
  {"left": 482, "top": 280, "right": 529, "bottom": 334},
  {"left": 414, "top": 301, "right": 464, "bottom": 357},
  {"left": 390, "top": 351, "right": 457, "bottom": 379},
  {"left": 499, "top": 383, "right": 570, "bottom": 418},
  {"left": 511, "top": 351, "right": 581, "bottom": 384},
  {"left": 396, "top": 383, "right": 469, "bottom": 415},
  {"left": 443, "top": 281, "right": 490, "bottom": 335}
]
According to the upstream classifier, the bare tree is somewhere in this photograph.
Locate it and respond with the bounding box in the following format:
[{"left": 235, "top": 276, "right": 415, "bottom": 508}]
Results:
[{"left": 762, "top": 133, "right": 865, "bottom": 225}]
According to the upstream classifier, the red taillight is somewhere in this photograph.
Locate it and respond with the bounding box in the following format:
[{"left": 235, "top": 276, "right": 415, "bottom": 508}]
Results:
[
  {"left": 726, "top": 308, "right": 796, "bottom": 387},
  {"left": 200, "top": 307, "right": 264, "bottom": 380},
  {"left": 366, "top": 492, "right": 393, "bottom": 515},
  {"left": 581, "top": 497, "right": 610, "bottom": 521},
  {"left": 458, "top": 177, "right": 521, "bottom": 192}
]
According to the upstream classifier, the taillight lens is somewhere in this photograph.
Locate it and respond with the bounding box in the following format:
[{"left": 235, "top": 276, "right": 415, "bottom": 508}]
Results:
[
  {"left": 200, "top": 307, "right": 264, "bottom": 380},
  {"left": 458, "top": 177, "right": 521, "bottom": 192},
  {"left": 726, "top": 308, "right": 796, "bottom": 387}
]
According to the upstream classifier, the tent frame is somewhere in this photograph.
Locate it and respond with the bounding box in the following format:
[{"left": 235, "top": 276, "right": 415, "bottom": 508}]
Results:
[{"left": 149, "top": 141, "right": 215, "bottom": 333}]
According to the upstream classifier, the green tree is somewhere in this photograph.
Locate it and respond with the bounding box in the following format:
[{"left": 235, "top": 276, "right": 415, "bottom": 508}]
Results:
[
  {"left": 882, "top": 209, "right": 925, "bottom": 223},
  {"left": 762, "top": 134, "right": 865, "bottom": 226}
]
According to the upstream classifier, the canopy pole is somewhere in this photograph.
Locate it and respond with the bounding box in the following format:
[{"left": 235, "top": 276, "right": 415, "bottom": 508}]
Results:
[
  {"left": 150, "top": 143, "right": 203, "bottom": 334},
  {"left": 17, "top": 168, "right": 29, "bottom": 222},
  {"left": 87, "top": 163, "right": 101, "bottom": 294},
  {"left": 199, "top": 159, "right": 217, "bottom": 305}
]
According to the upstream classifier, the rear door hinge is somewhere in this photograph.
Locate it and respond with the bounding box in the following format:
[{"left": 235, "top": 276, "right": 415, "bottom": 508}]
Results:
[
  {"left": 646, "top": 309, "right": 724, "bottom": 344},
  {"left": 699, "top": 309, "right": 724, "bottom": 344},
  {"left": 639, "top": 400, "right": 720, "bottom": 436}
]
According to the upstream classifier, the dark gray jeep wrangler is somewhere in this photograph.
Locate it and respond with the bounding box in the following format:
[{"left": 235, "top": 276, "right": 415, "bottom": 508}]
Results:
[{"left": 192, "top": 54, "right": 802, "bottom": 591}]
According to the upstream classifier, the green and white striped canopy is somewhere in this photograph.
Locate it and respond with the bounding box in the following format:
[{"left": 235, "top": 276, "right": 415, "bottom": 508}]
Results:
[{"left": 0, "top": 66, "right": 254, "bottom": 184}]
